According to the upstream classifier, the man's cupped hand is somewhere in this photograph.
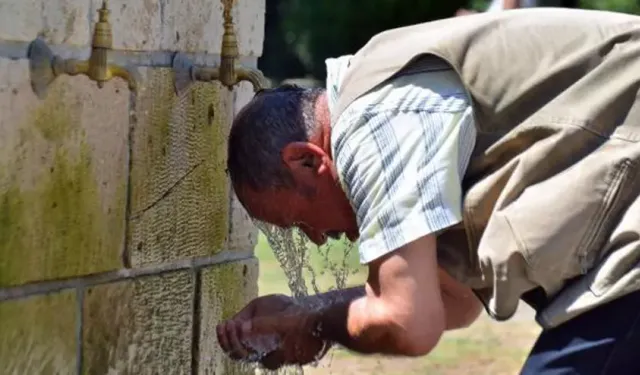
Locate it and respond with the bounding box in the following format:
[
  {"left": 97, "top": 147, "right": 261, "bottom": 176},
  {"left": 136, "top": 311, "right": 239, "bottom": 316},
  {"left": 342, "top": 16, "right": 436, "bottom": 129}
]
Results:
[{"left": 216, "top": 294, "right": 331, "bottom": 370}]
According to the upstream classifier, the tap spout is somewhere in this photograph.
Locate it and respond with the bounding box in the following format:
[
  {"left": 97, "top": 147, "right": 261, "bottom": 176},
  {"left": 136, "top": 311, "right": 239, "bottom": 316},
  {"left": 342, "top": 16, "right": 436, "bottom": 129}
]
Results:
[
  {"left": 236, "top": 66, "right": 269, "bottom": 92},
  {"left": 26, "top": 0, "right": 138, "bottom": 98}
]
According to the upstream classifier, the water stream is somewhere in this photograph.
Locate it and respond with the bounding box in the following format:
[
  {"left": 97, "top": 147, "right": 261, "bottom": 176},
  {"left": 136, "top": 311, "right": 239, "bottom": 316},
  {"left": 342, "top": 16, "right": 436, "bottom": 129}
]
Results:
[{"left": 252, "top": 222, "right": 362, "bottom": 375}]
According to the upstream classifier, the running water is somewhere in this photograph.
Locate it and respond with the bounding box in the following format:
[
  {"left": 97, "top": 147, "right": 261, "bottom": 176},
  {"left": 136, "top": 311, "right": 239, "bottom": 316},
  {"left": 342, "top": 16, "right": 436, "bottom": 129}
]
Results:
[
  {"left": 256, "top": 222, "right": 359, "bottom": 297},
  {"left": 251, "top": 221, "right": 363, "bottom": 375}
]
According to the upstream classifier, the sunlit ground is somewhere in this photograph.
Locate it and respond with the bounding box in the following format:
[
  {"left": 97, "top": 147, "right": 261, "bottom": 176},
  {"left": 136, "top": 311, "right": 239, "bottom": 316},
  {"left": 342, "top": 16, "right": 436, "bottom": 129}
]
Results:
[{"left": 255, "top": 233, "right": 541, "bottom": 375}]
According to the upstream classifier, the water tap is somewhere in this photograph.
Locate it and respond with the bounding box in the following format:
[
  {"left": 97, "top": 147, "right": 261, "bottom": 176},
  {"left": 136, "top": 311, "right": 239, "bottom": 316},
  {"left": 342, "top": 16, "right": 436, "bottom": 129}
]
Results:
[
  {"left": 28, "top": 0, "right": 137, "bottom": 99},
  {"left": 171, "top": 0, "right": 269, "bottom": 95}
]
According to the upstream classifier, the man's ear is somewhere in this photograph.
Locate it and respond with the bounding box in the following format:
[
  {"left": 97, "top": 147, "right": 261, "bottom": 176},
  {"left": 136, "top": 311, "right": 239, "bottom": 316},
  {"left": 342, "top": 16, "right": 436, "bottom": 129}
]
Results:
[{"left": 281, "top": 142, "right": 327, "bottom": 174}]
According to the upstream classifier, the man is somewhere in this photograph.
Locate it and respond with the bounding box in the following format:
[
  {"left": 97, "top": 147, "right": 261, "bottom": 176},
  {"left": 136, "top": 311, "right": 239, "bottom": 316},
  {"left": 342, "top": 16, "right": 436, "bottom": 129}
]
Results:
[{"left": 218, "top": 8, "right": 640, "bottom": 374}]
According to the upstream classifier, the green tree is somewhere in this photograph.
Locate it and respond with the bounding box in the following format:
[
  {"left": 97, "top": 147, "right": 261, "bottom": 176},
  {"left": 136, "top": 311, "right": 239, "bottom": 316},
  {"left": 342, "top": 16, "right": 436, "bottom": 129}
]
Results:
[
  {"left": 581, "top": 0, "right": 640, "bottom": 13},
  {"left": 259, "top": 0, "right": 640, "bottom": 82},
  {"left": 260, "top": 0, "right": 468, "bottom": 82}
]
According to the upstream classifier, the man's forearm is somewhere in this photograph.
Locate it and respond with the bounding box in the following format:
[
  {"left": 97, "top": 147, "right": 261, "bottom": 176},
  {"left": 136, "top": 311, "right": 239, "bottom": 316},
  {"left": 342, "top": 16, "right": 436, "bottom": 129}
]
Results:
[
  {"left": 437, "top": 269, "right": 483, "bottom": 330},
  {"left": 297, "top": 286, "right": 365, "bottom": 312},
  {"left": 297, "top": 286, "right": 412, "bottom": 355},
  {"left": 440, "top": 288, "right": 482, "bottom": 330},
  {"left": 297, "top": 281, "right": 480, "bottom": 355}
]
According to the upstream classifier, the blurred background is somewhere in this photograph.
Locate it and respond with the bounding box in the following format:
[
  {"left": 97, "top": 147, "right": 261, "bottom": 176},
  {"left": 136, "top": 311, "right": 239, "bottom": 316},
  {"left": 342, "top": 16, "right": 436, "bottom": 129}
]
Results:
[{"left": 258, "top": 0, "right": 640, "bottom": 86}]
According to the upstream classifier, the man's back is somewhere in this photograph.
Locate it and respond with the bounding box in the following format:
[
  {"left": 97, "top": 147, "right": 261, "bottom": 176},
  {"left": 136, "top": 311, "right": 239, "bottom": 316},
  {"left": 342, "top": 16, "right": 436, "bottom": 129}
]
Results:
[
  {"left": 329, "top": 56, "right": 476, "bottom": 264},
  {"left": 334, "top": 8, "right": 640, "bottom": 132}
]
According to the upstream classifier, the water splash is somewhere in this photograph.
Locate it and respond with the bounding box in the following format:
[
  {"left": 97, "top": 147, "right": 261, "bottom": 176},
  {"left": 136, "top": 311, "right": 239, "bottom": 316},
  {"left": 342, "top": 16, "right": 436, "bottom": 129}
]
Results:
[
  {"left": 253, "top": 221, "right": 362, "bottom": 375},
  {"left": 255, "top": 222, "right": 309, "bottom": 298},
  {"left": 255, "top": 222, "right": 359, "bottom": 297}
]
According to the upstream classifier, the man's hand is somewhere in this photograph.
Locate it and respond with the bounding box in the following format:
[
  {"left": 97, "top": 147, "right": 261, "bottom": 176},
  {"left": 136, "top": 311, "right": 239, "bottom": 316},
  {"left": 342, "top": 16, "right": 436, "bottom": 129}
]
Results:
[
  {"left": 216, "top": 294, "right": 330, "bottom": 370},
  {"left": 216, "top": 234, "right": 481, "bottom": 370}
]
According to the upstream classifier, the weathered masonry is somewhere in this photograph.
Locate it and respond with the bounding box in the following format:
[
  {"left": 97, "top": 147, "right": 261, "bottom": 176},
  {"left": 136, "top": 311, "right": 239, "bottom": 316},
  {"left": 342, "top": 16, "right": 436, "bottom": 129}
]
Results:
[{"left": 0, "top": 0, "right": 263, "bottom": 373}]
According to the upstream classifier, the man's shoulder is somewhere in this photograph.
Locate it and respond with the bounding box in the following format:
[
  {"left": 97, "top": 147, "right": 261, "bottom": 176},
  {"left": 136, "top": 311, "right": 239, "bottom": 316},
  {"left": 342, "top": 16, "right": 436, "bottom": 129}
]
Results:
[
  {"left": 349, "top": 67, "right": 468, "bottom": 115},
  {"left": 333, "top": 67, "right": 470, "bottom": 135}
]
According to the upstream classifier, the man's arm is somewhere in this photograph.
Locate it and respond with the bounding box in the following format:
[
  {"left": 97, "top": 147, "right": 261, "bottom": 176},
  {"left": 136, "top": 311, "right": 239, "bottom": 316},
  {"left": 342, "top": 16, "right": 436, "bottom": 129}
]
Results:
[
  {"left": 302, "top": 234, "right": 480, "bottom": 356},
  {"left": 300, "top": 238, "right": 482, "bottom": 355},
  {"left": 214, "top": 234, "right": 483, "bottom": 366},
  {"left": 437, "top": 268, "right": 483, "bottom": 330}
]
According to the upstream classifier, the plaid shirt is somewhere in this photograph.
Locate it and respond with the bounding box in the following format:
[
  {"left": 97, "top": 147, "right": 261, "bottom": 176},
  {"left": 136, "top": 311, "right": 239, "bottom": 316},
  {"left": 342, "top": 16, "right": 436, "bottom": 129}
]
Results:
[{"left": 326, "top": 56, "right": 477, "bottom": 263}]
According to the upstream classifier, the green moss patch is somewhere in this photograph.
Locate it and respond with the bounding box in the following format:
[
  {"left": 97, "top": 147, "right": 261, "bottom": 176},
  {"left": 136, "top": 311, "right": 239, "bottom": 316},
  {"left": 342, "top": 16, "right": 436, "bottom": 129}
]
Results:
[{"left": 0, "top": 82, "right": 123, "bottom": 287}]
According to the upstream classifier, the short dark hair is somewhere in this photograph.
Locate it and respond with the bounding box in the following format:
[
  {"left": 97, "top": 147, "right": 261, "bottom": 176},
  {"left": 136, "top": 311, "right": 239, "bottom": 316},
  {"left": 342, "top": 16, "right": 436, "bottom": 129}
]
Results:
[{"left": 227, "top": 84, "right": 325, "bottom": 191}]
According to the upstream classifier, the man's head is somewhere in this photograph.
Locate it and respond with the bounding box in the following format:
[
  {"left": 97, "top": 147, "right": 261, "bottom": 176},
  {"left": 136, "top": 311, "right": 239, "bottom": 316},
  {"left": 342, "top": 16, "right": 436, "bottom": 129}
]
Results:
[{"left": 227, "top": 84, "right": 358, "bottom": 245}]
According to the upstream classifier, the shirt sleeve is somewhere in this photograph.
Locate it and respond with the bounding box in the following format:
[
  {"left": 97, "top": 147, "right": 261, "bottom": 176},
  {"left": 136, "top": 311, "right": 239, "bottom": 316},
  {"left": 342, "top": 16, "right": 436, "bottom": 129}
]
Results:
[{"left": 334, "top": 105, "right": 476, "bottom": 264}]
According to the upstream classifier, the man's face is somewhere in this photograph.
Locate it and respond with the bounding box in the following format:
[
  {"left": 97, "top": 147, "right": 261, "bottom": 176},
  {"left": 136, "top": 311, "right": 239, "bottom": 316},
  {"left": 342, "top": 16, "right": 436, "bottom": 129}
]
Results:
[{"left": 237, "top": 151, "right": 359, "bottom": 246}]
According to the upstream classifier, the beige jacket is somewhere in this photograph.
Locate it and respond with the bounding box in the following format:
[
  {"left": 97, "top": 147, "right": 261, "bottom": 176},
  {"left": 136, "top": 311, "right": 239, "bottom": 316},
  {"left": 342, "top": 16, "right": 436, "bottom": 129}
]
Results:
[{"left": 332, "top": 8, "right": 640, "bottom": 329}]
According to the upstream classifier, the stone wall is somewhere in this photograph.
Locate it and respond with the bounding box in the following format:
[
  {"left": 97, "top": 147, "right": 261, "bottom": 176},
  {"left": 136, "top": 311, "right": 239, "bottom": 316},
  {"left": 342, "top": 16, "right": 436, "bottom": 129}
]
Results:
[{"left": 0, "top": 0, "right": 263, "bottom": 374}]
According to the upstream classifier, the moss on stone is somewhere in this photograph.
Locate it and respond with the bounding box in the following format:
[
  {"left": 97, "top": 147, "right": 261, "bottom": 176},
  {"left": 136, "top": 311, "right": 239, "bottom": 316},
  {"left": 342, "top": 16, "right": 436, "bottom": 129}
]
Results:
[
  {"left": 0, "top": 291, "right": 77, "bottom": 375},
  {"left": 129, "top": 68, "right": 174, "bottom": 210},
  {"left": 128, "top": 69, "right": 230, "bottom": 266},
  {"left": 0, "top": 144, "right": 118, "bottom": 286},
  {"left": 82, "top": 272, "right": 194, "bottom": 374},
  {"left": 217, "top": 263, "right": 248, "bottom": 320},
  {"left": 82, "top": 280, "right": 135, "bottom": 375},
  {"left": 202, "top": 260, "right": 258, "bottom": 375},
  {"left": 0, "top": 187, "right": 27, "bottom": 281},
  {"left": 0, "top": 82, "right": 123, "bottom": 287},
  {"left": 31, "top": 82, "right": 75, "bottom": 142},
  {"left": 187, "top": 82, "right": 229, "bottom": 256}
]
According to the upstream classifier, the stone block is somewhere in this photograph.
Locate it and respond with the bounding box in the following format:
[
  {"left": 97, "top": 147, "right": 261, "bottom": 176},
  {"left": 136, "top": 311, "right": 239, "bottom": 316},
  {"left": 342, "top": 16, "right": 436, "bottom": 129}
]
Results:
[
  {"left": 90, "top": 0, "right": 163, "bottom": 51},
  {"left": 127, "top": 67, "right": 234, "bottom": 267},
  {"left": 82, "top": 271, "right": 194, "bottom": 375},
  {"left": 234, "top": 0, "right": 266, "bottom": 57},
  {"left": 226, "top": 82, "right": 259, "bottom": 254},
  {"left": 227, "top": 191, "right": 258, "bottom": 253},
  {"left": 0, "top": 0, "right": 91, "bottom": 45},
  {"left": 0, "top": 58, "right": 130, "bottom": 287},
  {"left": 87, "top": 0, "right": 265, "bottom": 55},
  {"left": 233, "top": 81, "right": 258, "bottom": 114},
  {"left": 160, "top": 0, "right": 265, "bottom": 55},
  {"left": 199, "top": 258, "right": 259, "bottom": 375},
  {"left": 161, "top": 0, "right": 219, "bottom": 53},
  {"left": 0, "top": 291, "right": 77, "bottom": 375},
  {"left": 0, "top": 0, "right": 265, "bottom": 56}
]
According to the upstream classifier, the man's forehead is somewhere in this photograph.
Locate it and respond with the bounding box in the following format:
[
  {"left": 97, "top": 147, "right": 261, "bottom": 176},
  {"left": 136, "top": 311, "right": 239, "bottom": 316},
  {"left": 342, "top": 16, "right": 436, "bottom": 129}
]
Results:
[{"left": 237, "top": 187, "right": 293, "bottom": 227}]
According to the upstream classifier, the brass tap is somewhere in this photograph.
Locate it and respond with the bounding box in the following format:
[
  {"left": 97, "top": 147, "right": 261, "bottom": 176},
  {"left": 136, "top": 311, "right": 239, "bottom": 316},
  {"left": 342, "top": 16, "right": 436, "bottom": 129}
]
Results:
[
  {"left": 28, "top": 0, "right": 137, "bottom": 99},
  {"left": 171, "top": 0, "right": 269, "bottom": 95}
]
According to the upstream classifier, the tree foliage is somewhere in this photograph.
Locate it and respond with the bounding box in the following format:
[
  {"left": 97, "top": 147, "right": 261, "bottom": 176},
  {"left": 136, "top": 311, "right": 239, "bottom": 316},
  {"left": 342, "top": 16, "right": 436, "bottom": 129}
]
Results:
[
  {"left": 582, "top": 0, "right": 640, "bottom": 13},
  {"left": 260, "top": 0, "right": 468, "bottom": 81},
  {"left": 259, "top": 0, "right": 640, "bottom": 82}
]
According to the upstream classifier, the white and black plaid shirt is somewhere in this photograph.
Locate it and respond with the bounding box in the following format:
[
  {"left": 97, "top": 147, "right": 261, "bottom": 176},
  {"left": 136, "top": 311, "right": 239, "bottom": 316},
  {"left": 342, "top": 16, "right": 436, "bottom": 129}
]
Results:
[{"left": 326, "top": 55, "right": 477, "bottom": 263}]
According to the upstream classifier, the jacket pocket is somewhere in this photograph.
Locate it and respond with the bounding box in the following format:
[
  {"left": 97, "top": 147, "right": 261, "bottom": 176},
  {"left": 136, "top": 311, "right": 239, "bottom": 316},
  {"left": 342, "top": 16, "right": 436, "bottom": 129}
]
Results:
[
  {"left": 575, "top": 158, "right": 637, "bottom": 272},
  {"left": 494, "top": 141, "right": 638, "bottom": 296}
]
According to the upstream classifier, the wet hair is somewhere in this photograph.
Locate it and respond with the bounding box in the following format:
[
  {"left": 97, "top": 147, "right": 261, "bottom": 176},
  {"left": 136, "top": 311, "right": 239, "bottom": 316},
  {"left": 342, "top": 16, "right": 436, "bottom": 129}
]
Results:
[{"left": 227, "top": 84, "right": 325, "bottom": 191}]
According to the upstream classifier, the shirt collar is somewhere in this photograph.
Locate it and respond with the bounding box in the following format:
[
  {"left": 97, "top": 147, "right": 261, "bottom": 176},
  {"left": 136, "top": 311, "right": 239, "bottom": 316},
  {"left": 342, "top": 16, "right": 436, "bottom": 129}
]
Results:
[{"left": 325, "top": 55, "right": 353, "bottom": 117}]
